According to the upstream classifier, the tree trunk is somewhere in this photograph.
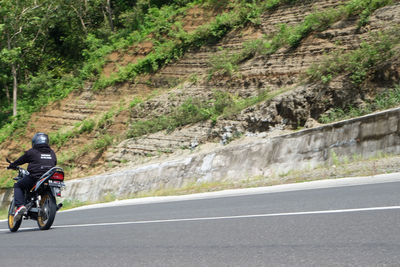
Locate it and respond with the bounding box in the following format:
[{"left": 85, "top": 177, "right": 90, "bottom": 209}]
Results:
[
  {"left": 5, "top": 84, "right": 10, "bottom": 104},
  {"left": 11, "top": 63, "right": 17, "bottom": 116},
  {"left": 70, "top": 5, "right": 88, "bottom": 34},
  {"left": 106, "top": 0, "right": 114, "bottom": 32},
  {"left": 6, "top": 29, "right": 18, "bottom": 117}
]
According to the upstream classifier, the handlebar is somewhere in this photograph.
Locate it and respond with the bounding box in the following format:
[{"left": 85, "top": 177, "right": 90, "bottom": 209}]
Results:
[
  {"left": 5, "top": 158, "right": 21, "bottom": 171},
  {"left": 5, "top": 159, "right": 31, "bottom": 184},
  {"left": 5, "top": 158, "right": 14, "bottom": 169}
]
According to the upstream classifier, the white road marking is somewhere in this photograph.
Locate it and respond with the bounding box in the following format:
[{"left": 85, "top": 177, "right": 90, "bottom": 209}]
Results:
[{"left": 2, "top": 205, "right": 400, "bottom": 232}]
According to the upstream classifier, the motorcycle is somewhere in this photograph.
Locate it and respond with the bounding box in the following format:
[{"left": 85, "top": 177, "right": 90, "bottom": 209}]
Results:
[{"left": 6, "top": 159, "right": 65, "bottom": 232}]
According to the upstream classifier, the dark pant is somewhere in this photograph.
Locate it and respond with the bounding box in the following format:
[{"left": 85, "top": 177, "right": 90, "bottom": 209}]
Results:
[{"left": 14, "top": 176, "right": 36, "bottom": 207}]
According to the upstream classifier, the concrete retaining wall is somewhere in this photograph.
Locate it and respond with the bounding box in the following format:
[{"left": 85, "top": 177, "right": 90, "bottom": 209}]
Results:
[
  {"left": 2, "top": 107, "right": 400, "bottom": 208},
  {"left": 0, "top": 188, "right": 12, "bottom": 211}
]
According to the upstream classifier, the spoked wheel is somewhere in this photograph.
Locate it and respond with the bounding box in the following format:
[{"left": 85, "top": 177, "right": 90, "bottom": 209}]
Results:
[
  {"left": 8, "top": 200, "right": 22, "bottom": 232},
  {"left": 37, "top": 192, "right": 57, "bottom": 230}
]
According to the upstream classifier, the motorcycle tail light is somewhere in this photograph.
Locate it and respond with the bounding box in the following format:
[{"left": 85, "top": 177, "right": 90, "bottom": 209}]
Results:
[{"left": 52, "top": 172, "right": 64, "bottom": 181}]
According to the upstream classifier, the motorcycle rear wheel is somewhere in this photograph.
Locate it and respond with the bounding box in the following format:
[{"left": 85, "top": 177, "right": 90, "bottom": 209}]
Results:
[
  {"left": 8, "top": 200, "right": 22, "bottom": 232},
  {"left": 37, "top": 192, "right": 57, "bottom": 230}
]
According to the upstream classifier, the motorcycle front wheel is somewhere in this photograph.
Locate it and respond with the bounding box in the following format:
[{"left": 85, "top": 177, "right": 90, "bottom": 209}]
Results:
[
  {"left": 37, "top": 192, "right": 57, "bottom": 230},
  {"left": 8, "top": 200, "right": 22, "bottom": 232}
]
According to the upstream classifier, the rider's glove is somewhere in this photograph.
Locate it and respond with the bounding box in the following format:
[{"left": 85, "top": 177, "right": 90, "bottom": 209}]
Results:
[{"left": 7, "top": 163, "right": 16, "bottom": 170}]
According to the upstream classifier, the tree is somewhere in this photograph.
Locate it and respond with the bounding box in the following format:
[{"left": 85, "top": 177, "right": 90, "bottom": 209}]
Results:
[
  {"left": 0, "top": 0, "right": 156, "bottom": 119},
  {"left": 0, "top": 0, "right": 56, "bottom": 116}
]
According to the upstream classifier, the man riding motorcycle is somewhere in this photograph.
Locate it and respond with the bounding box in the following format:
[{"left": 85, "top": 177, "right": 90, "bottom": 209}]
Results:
[{"left": 7, "top": 133, "right": 57, "bottom": 221}]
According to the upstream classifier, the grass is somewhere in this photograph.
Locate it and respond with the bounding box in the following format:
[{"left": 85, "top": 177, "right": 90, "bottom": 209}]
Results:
[
  {"left": 61, "top": 199, "right": 88, "bottom": 210},
  {"left": 0, "top": 208, "right": 7, "bottom": 220},
  {"left": 319, "top": 84, "right": 400, "bottom": 123},
  {"left": 134, "top": 180, "right": 235, "bottom": 198},
  {"left": 125, "top": 152, "right": 400, "bottom": 196},
  {"left": 220, "top": 87, "right": 291, "bottom": 119},
  {"left": 0, "top": 172, "right": 14, "bottom": 188}
]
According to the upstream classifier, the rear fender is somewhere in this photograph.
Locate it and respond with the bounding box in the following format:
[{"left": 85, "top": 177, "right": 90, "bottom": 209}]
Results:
[
  {"left": 33, "top": 177, "right": 50, "bottom": 192},
  {"left": 33, "top": 167, "right": 64, "bottom": 192},
  {"left": 50, "top": 186, "right": 61, "bottom": 198}
]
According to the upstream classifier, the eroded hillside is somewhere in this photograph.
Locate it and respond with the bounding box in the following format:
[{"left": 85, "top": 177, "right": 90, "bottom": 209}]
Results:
[{"left": 1, "top": 0, "right": 400, "bottom": 185}]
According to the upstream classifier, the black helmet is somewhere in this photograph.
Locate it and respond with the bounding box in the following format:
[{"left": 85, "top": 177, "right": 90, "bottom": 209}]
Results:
[{"left": 32, "top": 132, "right": 49, "bottom": 147}]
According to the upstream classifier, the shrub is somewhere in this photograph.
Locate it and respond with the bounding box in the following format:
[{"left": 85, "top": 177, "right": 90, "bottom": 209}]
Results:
[
  {"left": 79, "top": 119, "right": 96, "bottom": 134},
  {"left": 93, "top": 134, "right": 114, "bottom": 150},
  {"left": 208, "top": 50, "right": 238, "bottom": 78},
  {"left": 49, "top": 131, "right": 75, "bottom": 148},
  {"left": 307, "top": 28, "right": 400, "bottom": 85}
]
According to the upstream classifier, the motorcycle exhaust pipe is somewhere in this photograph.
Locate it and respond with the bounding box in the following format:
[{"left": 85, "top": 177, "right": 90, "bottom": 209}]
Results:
[{"left": 56, "top": 203, "right": 63, "bottom": 211}]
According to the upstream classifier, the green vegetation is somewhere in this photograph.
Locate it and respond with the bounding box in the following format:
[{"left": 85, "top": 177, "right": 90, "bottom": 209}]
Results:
[
  {"left": 50, "top": 104, "right": 124, "bottom": 149},
  {"left": 307, "top": 28, "right": 400, "bottom": 85},
  {"left": 1, "top": 0, "right": 393, "bottom": 144},
  {"left": 320, "top": 84, "right": 400, "bottom": 123},
  {"left": 49, "top": 105, "right": 122, "bottom": 166},
  {"left": 208, "top": 0, "right": 395, "bottom": 79},
  {"left": 220, "top": 87, "right": 291, "bottom": 119},
  {"left": 92, "top": 0, "right": 273, "bottom": 90},
  {"left": 128, "top": 88, "right": 288, "bottom": 138},
  {"left": 0, "top": 0, "right": 398, "bottom": 188},
  {"left": 128, "top": 94, "right": 226, "bottom": 138},
  {"left": 0, "top": 0, "right": 296, "bottom": 145},
  {"left": 57, "top": 134, "right": 114, "bottom": 167},
  {"left": 0, "top": 208, "right": 7, "bottom": 220},
  {"left": 0, "top": 171, "right": 14, "bottom": 188},
  {"left": 61, "top": 198, "right": 87, "bottom": 210},
  {"left": 0, "top": 1, "right": 182, "bottom": 140}
]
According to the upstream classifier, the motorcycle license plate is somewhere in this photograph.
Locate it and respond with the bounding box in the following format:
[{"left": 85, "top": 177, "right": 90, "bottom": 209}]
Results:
[{"left": 48, "top": 180, "right": 64, "bottom": 187}]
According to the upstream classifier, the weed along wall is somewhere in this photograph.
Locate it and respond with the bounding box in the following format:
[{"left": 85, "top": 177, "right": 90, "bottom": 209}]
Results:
[{"left": 1, "top": 107, "right": 400, "bottom": 208}]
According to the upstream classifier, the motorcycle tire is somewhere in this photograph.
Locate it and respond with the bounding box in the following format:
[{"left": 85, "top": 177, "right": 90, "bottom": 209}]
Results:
[
  {"left": 37, "top": 192, "right": 57, "bottom": 230},
  {"left": 8, "top": 200, "right": 22, "bottom": 232}
]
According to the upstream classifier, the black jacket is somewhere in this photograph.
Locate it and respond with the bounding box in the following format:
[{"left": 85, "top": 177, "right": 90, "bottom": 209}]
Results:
[{"left": 12, "top": 144, "right": 57, "bottom": 179}]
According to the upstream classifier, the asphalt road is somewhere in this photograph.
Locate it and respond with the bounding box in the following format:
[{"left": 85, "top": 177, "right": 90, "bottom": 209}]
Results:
[{"left": 1, "top": 177, "right": 400, "bottom": 266}]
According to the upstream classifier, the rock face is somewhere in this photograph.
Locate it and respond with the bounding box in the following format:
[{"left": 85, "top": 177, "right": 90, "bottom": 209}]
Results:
[{"left": 1, "top": 1, "right": 400, "bottom": 174}]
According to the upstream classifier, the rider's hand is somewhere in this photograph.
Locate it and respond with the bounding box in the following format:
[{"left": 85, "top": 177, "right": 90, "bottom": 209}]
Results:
[{"left": 7, "top": 163, "right": 16, "bottom": 170}]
